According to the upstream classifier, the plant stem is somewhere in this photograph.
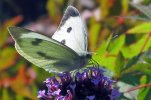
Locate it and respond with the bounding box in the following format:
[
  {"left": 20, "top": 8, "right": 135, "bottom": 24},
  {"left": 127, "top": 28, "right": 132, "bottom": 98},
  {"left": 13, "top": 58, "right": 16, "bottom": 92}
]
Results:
[
  {"left": 125, "top": 83, "right": 151, "bottom": 93},
  {"left": 140, "top": 32, "right": 151, "bottom": 53}
]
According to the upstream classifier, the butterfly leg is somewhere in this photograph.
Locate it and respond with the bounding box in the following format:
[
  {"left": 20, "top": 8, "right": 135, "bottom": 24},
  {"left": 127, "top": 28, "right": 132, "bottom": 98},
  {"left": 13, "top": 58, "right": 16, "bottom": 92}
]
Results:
[{"left": 91, "top": 58, "right": 99, "bottom": 68}]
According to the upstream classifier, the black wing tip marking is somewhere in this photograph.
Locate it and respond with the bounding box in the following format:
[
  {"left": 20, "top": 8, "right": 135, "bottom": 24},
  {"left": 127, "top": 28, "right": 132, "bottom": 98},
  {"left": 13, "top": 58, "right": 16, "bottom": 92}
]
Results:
[
  {"left": 59, "top": 6, "right": 80, "bottom": 27},
  {"left": 66, "top": 6, "right": 80, "bottom": 17}
]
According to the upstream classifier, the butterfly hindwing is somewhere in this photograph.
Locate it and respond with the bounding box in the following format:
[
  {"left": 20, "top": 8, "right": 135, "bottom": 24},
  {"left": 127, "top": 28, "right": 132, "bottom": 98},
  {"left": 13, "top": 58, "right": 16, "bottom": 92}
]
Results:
[
  {"left": 52, "top": 6, "right": 88, "bottom": 56},
  {"left": 8, "top": 27, "right": 80, "bottom": 72}
]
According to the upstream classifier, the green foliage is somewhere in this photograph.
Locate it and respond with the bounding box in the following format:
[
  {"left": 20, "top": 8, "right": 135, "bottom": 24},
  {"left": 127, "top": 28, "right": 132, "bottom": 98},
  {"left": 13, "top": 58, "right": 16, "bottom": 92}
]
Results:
[
  {"left": 130, "top": 3, "right": 151, "bottom": 20},
  {"left": 127, "top": 22, "right": 151, "bottom": 34},
  {"left": 89, "top": 22, "right": 101, "bottom": 51},
  {"left": 137, "top": 75, "right": 151, "bottom": 100}
]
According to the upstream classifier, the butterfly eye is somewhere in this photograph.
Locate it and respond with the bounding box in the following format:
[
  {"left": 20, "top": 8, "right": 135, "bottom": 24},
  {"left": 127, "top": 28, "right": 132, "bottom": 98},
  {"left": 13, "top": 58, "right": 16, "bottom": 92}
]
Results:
[
  {"left": 67, "top": 27, "right": 72, "bottom": 33},
  {"left": 61, "top": 39, "right": 66, "bottom": 45}
]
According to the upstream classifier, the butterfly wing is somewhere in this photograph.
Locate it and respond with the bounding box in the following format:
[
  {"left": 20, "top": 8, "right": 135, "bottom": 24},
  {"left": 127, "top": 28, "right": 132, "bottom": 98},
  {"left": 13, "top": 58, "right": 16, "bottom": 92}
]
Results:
[
  {"left": 8, "top": 26, "right": 80, "bottom": 73},
  {"left": 52, "top": 6, "right": 88, "bottom": 56}
]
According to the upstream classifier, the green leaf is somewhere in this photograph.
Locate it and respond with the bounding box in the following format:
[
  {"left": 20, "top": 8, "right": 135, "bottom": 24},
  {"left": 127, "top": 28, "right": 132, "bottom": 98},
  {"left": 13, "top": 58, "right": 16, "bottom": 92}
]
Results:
[
  {"left": 116, "top": 81, "right": 138, "bottom": 99},
  {"left": 107, "top": 34, "right": 125, "bottom": 54},
  {"left": 140, "top": 49, "right": 151, "bottom": 64},
  {"left": 32, "top": 65, "right": 52, "bottom": 82},
  {"left": 0, "top": 47, "right": 18, "bottom": 71},
  {"left": 130, "top": 3, "right": 151, "bottom": 20},
  {"left": 47, "top": 0, "right": 57, "bottom": 18},
  {"left": 15, "top": 95, "right": 24, "bottom": 100},
  {"left": 124, "top": 15, "right": 149, "bottom": 22},
  {"left": 143, "top": 57, "right": 151, "bottom": 64},
  {"left": 114, "top": 52, "right": 125, "bottom": 78},
  {"left": 89, "top": 22, "right": 101, "bottom": 51},
  {"left": 121, "top": 0, "right": 129, "bottom": 14},
  {"left": 127, "top": 22, "right": 151, "bottom": 34},
  {"left": 122, "top": 49, "right": 151, "bottom": 75},
  {"left": 137, "top": 75, "right": 151, "bottom": 100},
  {"left": 93, "top": 35, "right": 125, "bottom": 71},
  {"left": 124, "top": 54, "right": 141, "bottom": 70},
  {"left": 92, "top": 35, "right": 116, "bottom": 71},
  {"left": 121, "top": 34, "right": 151, "bottom": 58},
  {"left": 98, "top": 55, "right": 116, "bottom": 71},
  {"left": 93, "top": 34, "right": 112, "bottom": 58},
  {"left": 2, "top": 88, "right": 11, "bottom": 100},
  {"left": 123, "top": 63, "right": 151, "bottom": 76},
  {"left": 100, "top": 0, "right": 110, "bottom": 18}
]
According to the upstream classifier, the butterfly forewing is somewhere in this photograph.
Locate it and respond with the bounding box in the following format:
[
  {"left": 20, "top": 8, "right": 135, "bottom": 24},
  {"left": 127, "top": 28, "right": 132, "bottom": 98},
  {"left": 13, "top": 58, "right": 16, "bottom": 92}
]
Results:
[
  {"left": 8, "top": 27, "right": 80, "bottom": 72},
  {"left": 52, "top": 6, "right": 88, "bottom": 56}
]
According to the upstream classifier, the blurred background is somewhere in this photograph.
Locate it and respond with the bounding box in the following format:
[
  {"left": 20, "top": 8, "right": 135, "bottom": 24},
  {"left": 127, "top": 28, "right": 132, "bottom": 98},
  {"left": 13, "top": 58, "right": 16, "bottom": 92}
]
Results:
[{"left": 1, "top": 0, "right": 151, "bottom": 99}]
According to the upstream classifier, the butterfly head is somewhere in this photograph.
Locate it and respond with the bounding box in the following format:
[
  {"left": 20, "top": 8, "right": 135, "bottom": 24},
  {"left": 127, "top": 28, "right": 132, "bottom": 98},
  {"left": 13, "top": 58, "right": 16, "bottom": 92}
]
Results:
[{"left": 86, "top": 53, "right": 92, "bottom": 59}]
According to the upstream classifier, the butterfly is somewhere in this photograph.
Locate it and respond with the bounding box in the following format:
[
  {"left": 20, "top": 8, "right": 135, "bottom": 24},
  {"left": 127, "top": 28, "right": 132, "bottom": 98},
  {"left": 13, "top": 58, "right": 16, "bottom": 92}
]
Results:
[{"left": 8, "top": 6, "right": 92, "bottom": 73}]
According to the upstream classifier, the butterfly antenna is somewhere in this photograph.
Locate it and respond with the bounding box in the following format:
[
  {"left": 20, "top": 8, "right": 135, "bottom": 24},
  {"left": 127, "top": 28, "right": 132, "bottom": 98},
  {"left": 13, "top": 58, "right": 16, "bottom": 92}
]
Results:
[
  {"left": 68, "top": 0, "right": 78, "bottom": 6},
  {"left": 68, "top": 0, "right": 74, "bottom": 6}
]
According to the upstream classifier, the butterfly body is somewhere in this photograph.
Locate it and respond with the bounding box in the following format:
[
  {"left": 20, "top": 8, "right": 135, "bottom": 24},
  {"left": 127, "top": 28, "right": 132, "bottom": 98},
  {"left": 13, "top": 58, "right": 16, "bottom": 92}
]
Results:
[{"left": 8, "top": 6, "right": 90, "bottom": 73}]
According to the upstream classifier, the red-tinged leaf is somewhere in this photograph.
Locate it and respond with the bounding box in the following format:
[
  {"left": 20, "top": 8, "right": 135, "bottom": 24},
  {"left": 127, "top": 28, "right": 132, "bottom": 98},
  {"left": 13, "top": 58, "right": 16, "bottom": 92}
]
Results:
[
  {"left": 11, "top": 66, "right": 37, "bottom": 100},
  {"left": 4, "top": 15, "right": 23, "bottom": 27}
]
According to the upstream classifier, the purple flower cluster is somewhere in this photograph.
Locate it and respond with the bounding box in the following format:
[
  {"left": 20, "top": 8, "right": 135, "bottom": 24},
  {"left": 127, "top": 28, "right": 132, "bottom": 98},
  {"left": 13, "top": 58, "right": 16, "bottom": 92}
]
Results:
[{"left": 38, "top": 67, "right": 120, "bottom": 100}]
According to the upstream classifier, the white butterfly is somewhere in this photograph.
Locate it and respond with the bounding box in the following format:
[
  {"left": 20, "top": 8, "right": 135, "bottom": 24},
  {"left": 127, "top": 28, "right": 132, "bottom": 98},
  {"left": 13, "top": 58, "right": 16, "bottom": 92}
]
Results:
[{"left": 8, "top": 6, "right": 91, "bottom": 73}]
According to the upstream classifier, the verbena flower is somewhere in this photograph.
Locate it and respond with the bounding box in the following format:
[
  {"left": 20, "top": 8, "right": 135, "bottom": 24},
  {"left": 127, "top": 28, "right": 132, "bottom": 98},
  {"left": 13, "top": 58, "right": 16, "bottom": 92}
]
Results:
[{"left": 38, "top": 67, "right": 120, "bottom": 100}]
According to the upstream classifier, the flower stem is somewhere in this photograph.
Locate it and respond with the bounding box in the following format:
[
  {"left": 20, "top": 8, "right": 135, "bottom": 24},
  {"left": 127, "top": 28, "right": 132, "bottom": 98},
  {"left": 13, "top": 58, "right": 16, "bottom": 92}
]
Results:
[
  {"left": 125, "top": 83, "right": 151, "bottom": 93},
  {"left": 140, "top": 32, "right": 151, "bottom": 53}
]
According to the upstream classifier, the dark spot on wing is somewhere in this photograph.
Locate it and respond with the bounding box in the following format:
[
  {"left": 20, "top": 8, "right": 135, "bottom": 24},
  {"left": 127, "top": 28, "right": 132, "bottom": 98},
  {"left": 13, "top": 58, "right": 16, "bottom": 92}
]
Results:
[
  {"left": 32, "top": 39, "right": 43, "bottom": 45},
  {"left": 37, "top": 51, "right": 54, "bottom": 59},
  {"left": 59, "top": 6, "right": 80, "bottom": 27},
  {"left": 67, "top": 27, "right": 72, "bottom": 33},
  {"left": 61, "top": 39, "right": 66, "bottom": 45},
  {"left": 53, "top": 61, "right": 71, "bottom": 67}
]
